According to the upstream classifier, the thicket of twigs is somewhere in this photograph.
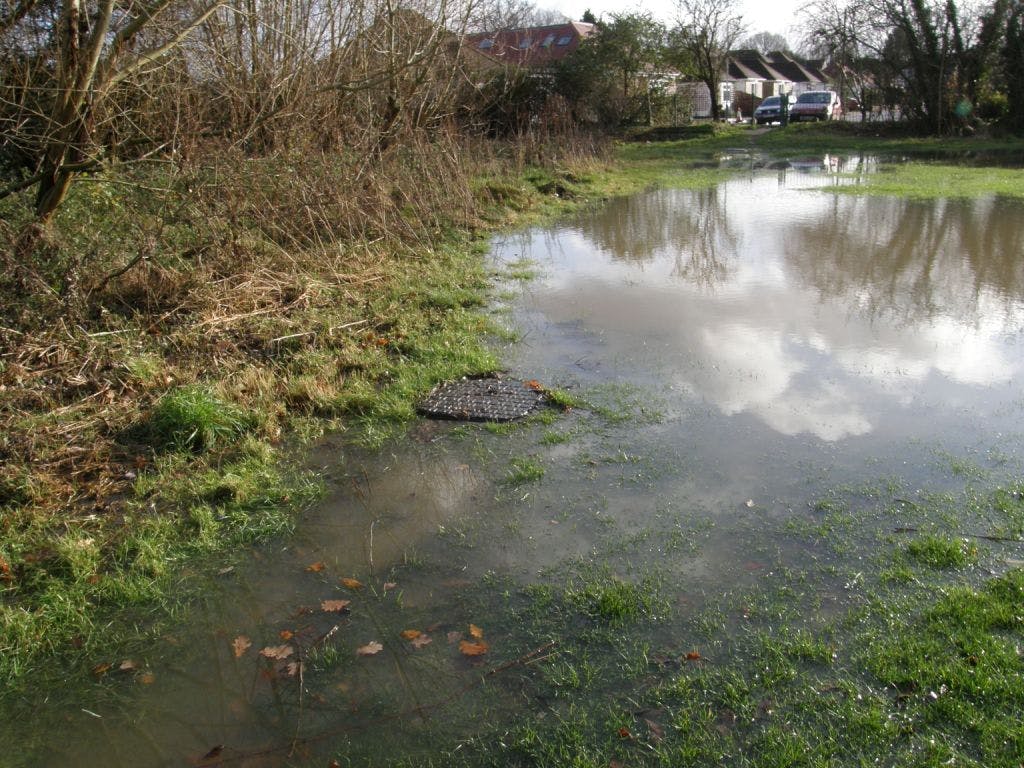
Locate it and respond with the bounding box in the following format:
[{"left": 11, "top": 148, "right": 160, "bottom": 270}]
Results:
[{"left": 0, "top": 0, "right": 607, "bottom": 583}]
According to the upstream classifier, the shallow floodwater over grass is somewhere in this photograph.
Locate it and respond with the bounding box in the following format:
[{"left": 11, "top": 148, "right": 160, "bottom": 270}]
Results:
[{"left": 12, "top": 156, "right": 1024, "bottom": 766}]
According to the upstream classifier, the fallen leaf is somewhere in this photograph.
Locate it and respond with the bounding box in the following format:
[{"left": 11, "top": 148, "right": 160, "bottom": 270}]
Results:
[
  {"left": 685, "top": 651, "right": 703, "bottom": 661},
  {"left": 410, "top": 634, "right": 433, "bottom": 649},
  {"left": 321, "top": 599, "right": 351, "bottom": 613},
  {"left": 617, "top": 727, "right": 632, "bottom": 739},
  {"left": 468, "top": 623, "right": 484, "bottom": 639},
  {"left": 357, "top": 641, "right": 383, "bottom": 656},
  {"left": 400, "top": 629, "right": 422, "bottom": 640},
  {"left": 279, "top": 629, "right": 294, "bottom": 641},
  {"left": 138, "top": 672, "right": 155, "bottom": 684},
  {"left": 383, "top": 582, "right": 398, "bottom": 591},
  {"left": 232, "top": 636, "right": 252, "bottom": 658},
  {"left": 284, "top": 661, "right": 302, "bottom": 677},
  {"left": 341, "top": 577, "right": 364, "bottom": 590},
  {"left": 526, "top": 379, "right": 544, "bottom": 391},
  {"left": 305, "top": 561, "right": 326, "bottom": 573},
  {"left": 0, "top": 557, "right": 12, "bottom": 582},
  {"left": 459, "top": 639, "right": 489, "bottom": 656},
  {"left": 259, "top": 644, "right": 294, "bottom": 661},
  {"left": 119, "top": 659, "right": 137, "bottom": 671},
  {"left": 91, "top": 662, "right": 111, "bottom": 677}
]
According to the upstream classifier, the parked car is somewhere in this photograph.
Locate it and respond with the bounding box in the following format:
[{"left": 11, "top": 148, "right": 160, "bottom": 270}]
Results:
[
  {"left": 790, "top": 90, "right": 842, "bottom": 121},
  {"left": 753, "top": 95, "right": 792, "bottom": 125}
]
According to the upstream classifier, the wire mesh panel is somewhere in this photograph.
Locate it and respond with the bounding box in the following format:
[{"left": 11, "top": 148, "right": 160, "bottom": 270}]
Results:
[{"left": 417, "top": 377, "right": 547, "bottom": 422}]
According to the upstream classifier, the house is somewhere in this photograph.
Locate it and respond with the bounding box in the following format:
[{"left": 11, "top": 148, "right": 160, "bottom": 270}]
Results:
[
  {"left": 464, "top": 22, "right": 596, "bottom": 70},
  {"left": 684, "top": 50, "right": 830, "bottom": 118}
]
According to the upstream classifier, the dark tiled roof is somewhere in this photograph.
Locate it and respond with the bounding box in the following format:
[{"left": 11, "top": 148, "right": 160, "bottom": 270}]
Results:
[
  {"left": 723, "top": 49, "right": 827, "bottom": 85},
  {"left": 464, "top": 21, "right": 596, "bottom": 67}
]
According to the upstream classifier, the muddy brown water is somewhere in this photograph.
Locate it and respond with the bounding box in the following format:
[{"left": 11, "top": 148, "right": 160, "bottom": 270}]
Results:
[{"left": 17, "top": 156, "right": 1024, "bottom": 766}]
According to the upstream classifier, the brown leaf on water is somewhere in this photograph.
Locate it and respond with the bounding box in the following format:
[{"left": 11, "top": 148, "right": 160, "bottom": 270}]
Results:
[
  {"left": 400, "top": 629, "right": 422, "bottom": 640},
  {"left": 685, "top": 651, "right": 703, "bottom": 662},
  {"left": 383, "top": 582, "right": 398, "bottom": 591},
  {"left": 0, "top": 557, "right": 13, "bottom": 582},
  {"left": 321, "top": 599, "right": 351, "bottom": 613},
  {"left": 279, "top": 629, "right": 294, "bottom": 641},
  {"left": 617, "top": 727, "right": 632, "bottom": 739},
  {"left": 305, "top": 561, "right": 326, "bottom": 573},
  {"left": 410, "top": 634, "right": 433, "bottom": 649},
  {"left": 341, "top": 577, "right": 364, "bottom": 590},
  {"left": 526, "top": 379, "right": 544, "bottom": 391},
  {"left": 468, "top": 623, "right": 484, "bottom": 639},
  {"left": 138, "top": 672, "right": 156, "bottom": 685},
  {"left": 119, "top": 659, "right": 137, "bottom": 671},
  {"left": 458, "top": 639, "right": 489, "bottom": 656},
  {"left": 232, "top": 636, "right": 252, "bottom": 658},
  {"left": 259, "top": 644, "right": 294, "bottom": 661},
  {"left": 91, "top": 662, "right": 111, "bottom": 677},
  {"left": 357, "top": 641, "right": 383, "bottom": 656}
]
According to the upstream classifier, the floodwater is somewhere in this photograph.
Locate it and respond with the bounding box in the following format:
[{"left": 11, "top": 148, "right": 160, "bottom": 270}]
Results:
[{"left": 15, "top": 156, "right": 1024, "bottom": 766}]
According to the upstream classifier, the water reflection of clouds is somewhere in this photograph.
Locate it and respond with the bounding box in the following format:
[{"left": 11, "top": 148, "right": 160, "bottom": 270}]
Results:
[{"left": 500, "top": 174, "right": 1024, "bottom": 442}]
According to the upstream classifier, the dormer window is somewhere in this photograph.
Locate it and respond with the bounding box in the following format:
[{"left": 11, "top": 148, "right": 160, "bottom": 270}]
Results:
[
  {"left": 478, "top": 38, "right": 494, "bottom": 50},
  {"left": 519, "top": 37, "right": 532, "bottom": 48},
  {"left": 556, "top": 35, "right": 572, "bottom": 45},
  {"left": 542, "top": 34, "right": 556, "bottom": 47}
]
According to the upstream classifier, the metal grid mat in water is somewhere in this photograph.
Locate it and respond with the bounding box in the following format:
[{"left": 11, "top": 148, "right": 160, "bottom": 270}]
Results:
[{"left": 417, "top": 377, "right": 546, "bottom": 422}]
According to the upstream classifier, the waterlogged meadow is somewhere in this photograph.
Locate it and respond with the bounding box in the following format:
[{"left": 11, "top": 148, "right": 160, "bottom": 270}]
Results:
[{"left": 4, "top": 147, "right": 1024, "bottom": 766}]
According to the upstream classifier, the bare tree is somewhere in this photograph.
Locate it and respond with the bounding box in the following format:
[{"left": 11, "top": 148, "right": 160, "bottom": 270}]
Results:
[
  {"left": 1, "top": 0, "right": 224, "bottom": 223},
  {"left": 669, "top": 0, "right": 744, "bottom": 120},
  {"left": 740, "top": 30, "right": 789, "bottom": 54}
]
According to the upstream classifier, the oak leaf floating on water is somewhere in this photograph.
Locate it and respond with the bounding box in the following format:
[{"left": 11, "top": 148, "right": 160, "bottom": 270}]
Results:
[
  {"left": 321, "top": 599, "right": 351, "bottom": 613},
  {"left": 341, "top": 577, "right": 364, "bottom": 590},
  {"left": 459, "top": 639, "right": 489, "bottom": 656},
  {"left": 685, "top": 651, "right": 703, "bottom": 661},
  {"left": 468, "top": 623, "right": 484, "bottom": 639},
  {"left": 279, "top": 629, "right": 294, "bottom": 641},
  {"left": 357, "top": 641, "right": 383, "bottom": 657},
  {"left": 305, "top": 561, "right": 327, "bottom": 573},
  {"left": 400, "top": 629, "right": 422, "bottom": 640},
  {"left": 259, "top": 644, "right": 294, "bottom": 661},
  {"left": 232, "top": 636, "right": 252, "bottom": 658},
  {"left": 138, "top": 672, "right": 156, "bottom": 685},
  {"left": 525, "top": 379, "right": 544, "bottom": 391},
  {"left": 410, "top": 634, "right": 433, "bottom": 649}
]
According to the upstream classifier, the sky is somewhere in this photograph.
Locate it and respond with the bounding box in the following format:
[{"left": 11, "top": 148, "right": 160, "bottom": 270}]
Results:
[{"left": 544, "top": 0, "right": 807, "bottom": 45}]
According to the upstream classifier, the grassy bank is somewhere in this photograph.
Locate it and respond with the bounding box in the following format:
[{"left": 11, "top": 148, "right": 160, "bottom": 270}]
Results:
[{"left": 0, "top": 128, "right": 734, "bottom": 691}]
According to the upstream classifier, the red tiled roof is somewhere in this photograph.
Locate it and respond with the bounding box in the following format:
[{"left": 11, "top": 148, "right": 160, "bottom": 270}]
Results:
[{"left": 464, "top": 22, "right": 596, "bottom": 67}]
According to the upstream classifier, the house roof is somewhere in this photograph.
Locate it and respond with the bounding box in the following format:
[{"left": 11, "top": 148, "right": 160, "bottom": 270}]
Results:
[
  {"left": 464, "top": 21, "right": 596, "bottom": 68},
  {"left": 723, "top": 49, "right": 828, "bottom": 85}
]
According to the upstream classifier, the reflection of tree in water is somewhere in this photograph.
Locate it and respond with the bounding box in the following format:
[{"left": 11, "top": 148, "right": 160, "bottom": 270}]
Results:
[
  {"left": 784, "top": 195, "right": 1024, "bottom": 329},
  {"left": 575, "top": 187, "right": 736, "bottom": 289}
]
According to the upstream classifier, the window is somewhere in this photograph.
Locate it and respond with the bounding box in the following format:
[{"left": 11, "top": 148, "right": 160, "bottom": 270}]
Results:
[
  {"left": 542, "top": 34, "right": 556, "bottom": 47},
  {"left": 519, "top": 37, "right": 533, "bottom": 49},
  {"left": 478, "top": 38, "right": 493, "bottom": 50},
  {"left": 556, "top": 35, "right": 572, "bottom": 45}
]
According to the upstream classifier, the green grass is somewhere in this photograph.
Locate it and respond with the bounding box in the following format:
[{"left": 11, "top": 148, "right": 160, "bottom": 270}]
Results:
[
  {"left": 834, "top": 162, "right": 1024, "bottom": 200},
  {"left": 504, "top": 456, "right": 545, "bottom": 485},
  {"left": 905, "top": 534, "right": 979, "bottom": 568},
  {"left": 149, "top": 385, "right": 255, "bottom": 452}
]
